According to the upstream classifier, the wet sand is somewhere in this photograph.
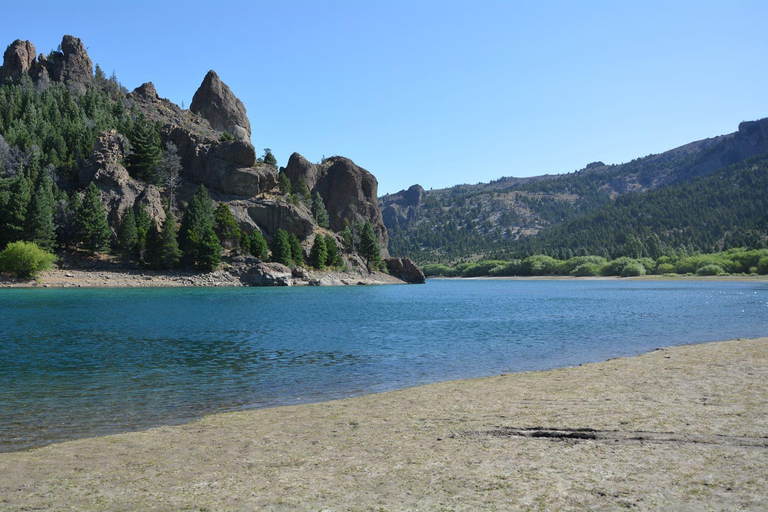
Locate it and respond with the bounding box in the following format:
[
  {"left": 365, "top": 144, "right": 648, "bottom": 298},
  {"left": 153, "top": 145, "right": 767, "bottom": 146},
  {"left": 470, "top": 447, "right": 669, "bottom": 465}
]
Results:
[{"left": 1, "top": 337, "right": 766, "bottom": 510}]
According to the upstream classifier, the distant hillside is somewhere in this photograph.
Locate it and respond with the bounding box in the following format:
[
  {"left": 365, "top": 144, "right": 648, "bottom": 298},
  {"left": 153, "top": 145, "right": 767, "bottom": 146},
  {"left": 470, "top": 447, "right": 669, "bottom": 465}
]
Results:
[{"left": 381, "top": 118, "right": 768, "bottom": 263}]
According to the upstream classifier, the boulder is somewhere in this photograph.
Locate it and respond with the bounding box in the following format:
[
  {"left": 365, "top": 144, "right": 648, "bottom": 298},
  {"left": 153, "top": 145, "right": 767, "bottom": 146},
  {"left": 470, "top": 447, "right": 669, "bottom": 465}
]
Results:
[
  {"left": 0, "top": 40, "right": 36, "bottom": 82},
  {"left": 282, "top": 152, "right": 320, "bottom": 191},
  {"left": 228, "top": 256, "right": 292, "bottom": 286},
  {"left": 313, "top": 156, "right": 389, "bottom": 256},
  {"left": 190, "top": 70, "right": 251, "bottom": 144},
  {"left": 385, "top": 257, "right": 426, "bottom": 284}
]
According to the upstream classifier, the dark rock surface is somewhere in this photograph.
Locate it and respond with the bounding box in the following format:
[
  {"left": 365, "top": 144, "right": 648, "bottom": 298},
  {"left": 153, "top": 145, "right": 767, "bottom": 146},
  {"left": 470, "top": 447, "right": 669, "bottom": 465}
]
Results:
[
  {"left": 384, "top": 257, "right": 426, "bottom": 284},
  {"left": 381, "top": 184, "right": 424, "bottom": 227},
  {"left": 190, "top": 70, "right": 252, "bottom": 144},
  {"left": 0, "top": 40, "right": 37, "bottom": 82},
  {"left": 246, "top": 197, "right": 315, "bottom": 240},
  {"left": 282, "top": 153, "right": 320, "bottom": 191},
  {"left": 41, "top": 35, "right": 93, "bottom": 94}
]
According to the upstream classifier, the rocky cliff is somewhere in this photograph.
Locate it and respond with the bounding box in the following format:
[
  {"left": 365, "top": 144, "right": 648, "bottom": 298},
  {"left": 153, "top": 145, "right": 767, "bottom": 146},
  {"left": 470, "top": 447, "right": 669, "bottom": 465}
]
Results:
[{"left": 0, "top": 35, "right": 92, "bottom": 93}]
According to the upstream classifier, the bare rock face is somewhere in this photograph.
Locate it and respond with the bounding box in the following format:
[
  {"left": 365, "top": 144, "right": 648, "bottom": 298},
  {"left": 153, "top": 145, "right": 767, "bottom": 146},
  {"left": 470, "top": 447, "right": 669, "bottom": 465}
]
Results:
[
  {"left": 80, "top": 131, "right": 164, "bottom": 227},
  {"left": 228, "top": 256, "right": 292, "bottom": 286},
  {"left": 246, "top": 197, "right": 315, "bottom": 240},
  {"left": 0, "top": 40, "right": 36, "bottom": 82},
  {"left": 380, "top": 184, "right": 424, "bottom": 228},
  {"left": 131, "top": 82, "right": 159, "bottom": 101},
  {"left": 282, "top": 153, "right": 320, "bottom": 191},
  {"left": 190, "top": 70, "right": 251, "bottom": 144},
  {"left": 313, "top": 156, "right": 389, "bottom": 256},
  {"left": 384, "top": 257, "right": 426, "bottom": 284},
  {"left": 43, "top": 35, "right": 92, "bottom": 94}
]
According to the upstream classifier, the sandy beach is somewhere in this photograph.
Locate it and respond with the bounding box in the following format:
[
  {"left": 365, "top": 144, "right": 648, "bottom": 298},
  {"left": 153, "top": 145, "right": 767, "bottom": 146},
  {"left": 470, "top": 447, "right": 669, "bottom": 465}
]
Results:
[{"left": 1, "top": 336, "right": 766, "bottom": 510}]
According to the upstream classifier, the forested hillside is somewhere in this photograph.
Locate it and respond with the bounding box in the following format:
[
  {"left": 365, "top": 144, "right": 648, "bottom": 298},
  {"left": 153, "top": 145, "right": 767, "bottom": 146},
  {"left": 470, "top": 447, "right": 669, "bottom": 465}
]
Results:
[{"left": 382, "top": 118, "right": 768, "bottom": 263}]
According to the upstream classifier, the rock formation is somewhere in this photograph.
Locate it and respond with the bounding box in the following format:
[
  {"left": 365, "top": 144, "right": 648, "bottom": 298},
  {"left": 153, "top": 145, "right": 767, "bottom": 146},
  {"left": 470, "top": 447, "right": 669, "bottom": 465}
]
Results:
[
  {"left": 381, "top": 184, "right": 424, "bottom": 227},
  {"left": 281, "top": 153, "right": 389, "bottom": 255},
  {"left": 190, "top": 71, "right": 251, "bottom": 144},
  {"left": 0, "top": 40, "right": 37, "bottom": 82},
  {"left": 0, "top": 35, "right": 92, "bottom": 93},
  {"left": 384, "top": 257, "right": 426, "bottom": 284},
  {"left": 80, "top": 131, "right": 165, "bottom": 227}
]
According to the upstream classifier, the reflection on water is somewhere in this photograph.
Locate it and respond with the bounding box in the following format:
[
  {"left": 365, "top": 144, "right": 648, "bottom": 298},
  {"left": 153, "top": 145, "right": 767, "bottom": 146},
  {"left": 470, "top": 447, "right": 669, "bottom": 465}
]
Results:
[{"left": 1, "top": 280, "right": 766, "bottom": 452}]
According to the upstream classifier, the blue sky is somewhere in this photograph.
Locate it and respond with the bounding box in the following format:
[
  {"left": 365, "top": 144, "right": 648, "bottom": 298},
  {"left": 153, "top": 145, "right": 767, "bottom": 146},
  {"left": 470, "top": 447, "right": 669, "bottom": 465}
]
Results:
[{"left": 2, "top": 1, "right": 766, "bottom": 194}]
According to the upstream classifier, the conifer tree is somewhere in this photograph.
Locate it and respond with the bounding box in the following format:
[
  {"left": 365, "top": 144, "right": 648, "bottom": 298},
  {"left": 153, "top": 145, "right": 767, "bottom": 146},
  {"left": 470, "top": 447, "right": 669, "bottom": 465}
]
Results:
[
  {"left": 214, "top": 203, "right": 240, "bottom": 247},
  {"left": 278, "top": 171, "right": 291, "bottom": 195},
  {"left": 25, "top": 175, "right": 56, "bottom": 251},
  {"left": 134, "top": 206, "right": 151, "bottom": 261},
  {"left": 196, "top": 229, "right": 221, "bottom": 271},
  {"left": 179, "top": 185, "right": 217, "bottom": 265},
  {"left": 340, "top": 222, "right": 353, "bottom": 253},
  {"left": 249, "top": 230, "right": 269, "bottom": 259},
  {"left": 75, "top": 183, "right": 111, "bottom": 253},
  {"left": 358, "top": 220, "right": 381, "bottom": 272},
  {"left": 289, "top": 232, "right": 304, "bottom": 266},
  {"left": 144, "top": 219, "right": 162, "bottom": 268},
  {"left": 296, "top": 178, "right": 310, "bottom": 198},
  {"left": 309, "top": 235, "right": 327, "bottom": 269},
  {"left": 271, "top": 229, "right": 292, "bottom": 266},
  {"left": 158, "top": 207, "right": 182, "bottom": 269},
  {"left": 1, "top": 174, "right": 31, "bottom": 246},
  {"left": 127, "top": 113, "right": 162, "bottom": 183},
  {"left": 324, "top": 235, "right": 344, "bottom": 267},
  {"left": 115, "top": 208, "right": 138, "bottom": 260},
  {"left": 239, "top": 230, "right": 251, "bottom": 254},
  {"left": 311, "top": 191, "right": 329, "bottom": 228},
  {"left": 263, "top": 148, "right": 277, "bottom": 166}
]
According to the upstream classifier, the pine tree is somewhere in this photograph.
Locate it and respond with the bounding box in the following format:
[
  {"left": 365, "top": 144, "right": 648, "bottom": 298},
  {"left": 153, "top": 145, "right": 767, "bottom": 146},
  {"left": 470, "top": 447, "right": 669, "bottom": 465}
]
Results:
[
  {"left": 196, "top": 229, "right": 221, "bottom": 271},
  {"left": 278, "top": 171, "right": 291, "bottom": 195},
  {"left": 340, "top": 222, "right": 353, "bottom": 253},
  {"left": 249, "top": 230, "right": 269, "bottom": 259},
  {"left": 75, "top": 183, "right": 111, "bottom": 253},
  {"left": 144, "top": 219, "right": 162, "bottom": 268},
  {"left": 214, "top": 203, "right": 240, "bottom": 247},
  {"left": 310, "top": 235, "right": 327, "bottom": 268},
  {"left": 324, "top": 235, "right": 344, "bottom": 267},
  {"left": 296, "top": 178, "right": 310, "bottom": 198},
  {"left": 311, "top": 191, "right": 329, "bottom": 228},
  {"left": 1, "top": 174, "right": 31, "bottom": 246},
  {"left": 263, "top": 148, "right": 277, "bottom": 166},
  {"left": 127, "top": 113, "right": 162, "bottom": 183},
  {"left": 359, "top": 220, "right": 381, "bottom": 272},
  {"left": 25, "top": 176, "right": 56, "bottom": 251},
  {"left": 239, "top": 230, "right": 251, "bottom": 254},
  {"left": 134, "top": 206, "right": 151, "bottom": 261},
  {"left": 270, "top": 229, "right": 292, "bottom": 266},
  {"left": 158, "top": 207, "right": 182, "bottom": 269},
  {"left": 179, "top": 185, "right": 216, "bottom": 265},
  {"left": 115, "top": 208, "right": 138, "bottom": 260},
  {"left": 289, "top": 233, "right": 304, "bottom": 266}
]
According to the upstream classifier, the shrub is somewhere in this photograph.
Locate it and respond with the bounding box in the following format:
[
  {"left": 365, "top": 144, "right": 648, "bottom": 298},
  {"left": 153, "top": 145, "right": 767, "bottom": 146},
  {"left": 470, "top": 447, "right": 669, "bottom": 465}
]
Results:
[
  {"left": 461, "top": 260, "right": 507, "bottom": 277},
  {"left": 422, "top": 263, "right": 457, "bottom": 277},
  {"left": 697, "top": 264, "right": 725, "bottom": 276},
  {"left": 520, "top": 255, "right": 558, "bottom": 275},
  {"left": 559, "top": 256, "right": 607, "bottom": 275},
  {"left": 756, "top": 256, "right": 768, "bottom": 275},
  {"left": 656, "top": 263, "right": 676, "bottom": 274},
  {"left": 570, "top": 263, "right": 601, "bottom": 276},
  {"left": 0, "top": 241, "right": 56, "bottom": 278},
  {"left": 620, "top": 262, "right": 646, "bottom": 277}
]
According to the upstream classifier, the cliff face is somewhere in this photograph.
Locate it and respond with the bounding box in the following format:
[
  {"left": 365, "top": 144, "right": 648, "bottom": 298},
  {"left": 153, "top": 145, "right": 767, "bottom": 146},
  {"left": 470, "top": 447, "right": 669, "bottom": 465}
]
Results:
[{"left": 0, "top": 35, "right": 393, "bottom": 263}]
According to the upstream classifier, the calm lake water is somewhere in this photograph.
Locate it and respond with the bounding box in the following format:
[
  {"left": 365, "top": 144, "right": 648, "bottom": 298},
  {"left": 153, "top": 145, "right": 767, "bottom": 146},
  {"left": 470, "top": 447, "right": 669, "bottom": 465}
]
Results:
[{"left": 1, "top": 279, "right": 767, "bottom": 452}]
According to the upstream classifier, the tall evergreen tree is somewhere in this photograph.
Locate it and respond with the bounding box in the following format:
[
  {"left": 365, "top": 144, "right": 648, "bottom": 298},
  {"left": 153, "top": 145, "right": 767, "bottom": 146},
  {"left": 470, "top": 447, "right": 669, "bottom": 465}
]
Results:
[
  {"left": 179, "top": 185, "right": 217, "bottom": 265},
  {"left": 295, "top": 178, "right": 310, "bottom": 198},
  {"left": 214, "top": 203, "right": 240, "bottom": 247},
  {"left": 358, "top": 220, "right": 381, "bottom": 272},
  {"left": 270, "top": 229, "right": 292, "bottom": 266},
  {"left": 278, "top": 171, "right": 291, "bottom": 195},
  {"left": 289, "top": 232, "right": 304, "bottom": 266},
  {"left": 25, "top": 175, "right": 56, "bottom": 250},
  {"left": 249, "top": 230, "right": 269, "bottom": 259},
  {"left": 134, "top": 205, "right": 151, "bottom": 261},
  {"left": 144, "top": 219, "right": 162, "bottom": 268},
  {"left": 127, "top": 113, "right": 162, "bottom": 183},
  {"left": 311, "top": 191, "right": 329, "bottom": 228},
  {"left": 324, "top": 235, "right": 344, "bottom": 267},
  {"left": 158, "top": 207, "right": 182, "bottom": 269},
  {"left": 115, "top": 208, "right": 138, "bottom": 260},
  {"left": 309, "top": 235, "right": 327, "bottom": 269},
  {"left": 75, "top": 183, "right": 111, "bottom": 253},
  {"left": 196, "top": 229, "right": 221, "bottom": 271},
  {"left": 340, "top": 222, "right": 353, "bottom": 253},
  {"left": 0, "top": 174, "right": 31, "bottom": 246}
]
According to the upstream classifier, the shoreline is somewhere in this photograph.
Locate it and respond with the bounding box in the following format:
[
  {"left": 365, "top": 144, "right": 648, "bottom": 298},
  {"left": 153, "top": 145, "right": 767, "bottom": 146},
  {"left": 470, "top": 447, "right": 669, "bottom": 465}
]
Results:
[
  {"left": 1, "top": 336, "right": 766, "bottom": 509},
  {"left": 430, "top": 274, "right": 768, "bottom": 282}
]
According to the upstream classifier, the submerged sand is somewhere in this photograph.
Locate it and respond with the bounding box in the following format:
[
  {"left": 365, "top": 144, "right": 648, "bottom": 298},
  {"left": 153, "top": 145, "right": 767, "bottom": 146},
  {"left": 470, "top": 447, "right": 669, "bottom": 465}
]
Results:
[{"left": 1, "top": 337, "right": 766, "bottom": 510}]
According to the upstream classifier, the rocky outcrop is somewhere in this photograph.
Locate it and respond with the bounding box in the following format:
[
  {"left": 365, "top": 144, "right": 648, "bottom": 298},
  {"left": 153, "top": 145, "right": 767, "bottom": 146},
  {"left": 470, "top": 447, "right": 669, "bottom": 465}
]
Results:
[
  {"left": 0, "top": 35, "right": 92, "bottom": 93},
  {"left": 384, "top": 257, "right": 425, "bottom": 284},
  {"left": 162, "top": 125, "right": 275, "bottom": 197},
  {"left": 190, "top": 70, "right": 251, "bottom": 144},
  {"left": 0, "top": 40, "right": 37, "bottom": 82},
  {"left": 80, "top": 131, "right": 164, "bottom": 227},
  {"left": 381, "top": 184, "right": 424, "bottom": 227},
  {"left": 285, "top": 154, "right": 388, "bottom": 255},
  {"left": 246, "top": 197, "right": 315, "bottom": 239},
  {"left": 228, "top": 256, "right": 292, "bottom": 286}
]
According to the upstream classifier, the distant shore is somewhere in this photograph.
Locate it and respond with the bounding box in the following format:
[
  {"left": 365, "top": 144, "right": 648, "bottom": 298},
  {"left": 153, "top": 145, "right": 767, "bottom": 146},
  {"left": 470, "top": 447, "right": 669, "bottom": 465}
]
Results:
[
  {"left": 1, "top": 336, "right": 766, "bottom": 510},
  {"left": 431, "top": 274, "right": 768, "bottom": 282}
]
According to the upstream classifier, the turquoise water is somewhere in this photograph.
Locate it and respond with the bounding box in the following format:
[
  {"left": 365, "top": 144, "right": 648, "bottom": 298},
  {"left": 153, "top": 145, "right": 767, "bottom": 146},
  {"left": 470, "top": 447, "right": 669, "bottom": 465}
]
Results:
[{"left": 1, "top": 279, "right": 767, "bottom": 452}]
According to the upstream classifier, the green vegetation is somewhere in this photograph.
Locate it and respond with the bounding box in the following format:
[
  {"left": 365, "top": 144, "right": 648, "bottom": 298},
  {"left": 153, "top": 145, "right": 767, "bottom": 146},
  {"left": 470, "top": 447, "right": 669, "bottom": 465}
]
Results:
[
  {"left": 179, "top": 185, "right": 221, "bottom": 270},
  {"left": 324, "top": 235, "right": 343, "bottom": 267},
  {"left": 422, "top": 248, "right": 768, "bottom": 278},
  {"left": 288, "top": 233, "right": 304, "bottom": 266},
  {"left": 263, "top": 148, "right": 277, "bottom": 167},
  {"left": 310, "top": 235, "right": 327, "bottom": 268},
  {"left": 0, "top": 241, "right": 56, "bottom": 278},
  {"left": 248, "top": 230, "right": 269, "bottom": 259},
  {"left": 359, "top": 221, "right": 381, "bottom": 272},
  {"left": 127, "top": 113, "right": 162, "bottom": 183},
  {"left": 311, "top": 191, "right": 329, "bottom": 228},
  {"left": 75, "top": 182, "right": 111, "bottom": 253},
  {"left": 214, "top": 203, "right": 240, "bottom": 247},
  {"left": 278, "top": 171, "right": 291, "bottom": 195},
  {"left": 270, "top": 229, "right": 292, "bottom": 266}
]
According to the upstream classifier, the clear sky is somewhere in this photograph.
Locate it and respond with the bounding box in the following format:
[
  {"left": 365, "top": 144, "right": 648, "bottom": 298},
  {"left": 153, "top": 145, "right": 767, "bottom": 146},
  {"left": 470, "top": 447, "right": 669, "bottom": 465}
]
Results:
[{"left": 2, "top": 0, "right": 766, "bottom": 194}]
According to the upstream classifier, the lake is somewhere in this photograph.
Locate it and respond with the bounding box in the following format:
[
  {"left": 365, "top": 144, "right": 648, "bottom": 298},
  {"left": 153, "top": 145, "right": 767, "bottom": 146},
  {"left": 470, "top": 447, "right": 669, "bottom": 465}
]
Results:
[{"left": 1, "top": 279, "right": 766, "bottom": 452}]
